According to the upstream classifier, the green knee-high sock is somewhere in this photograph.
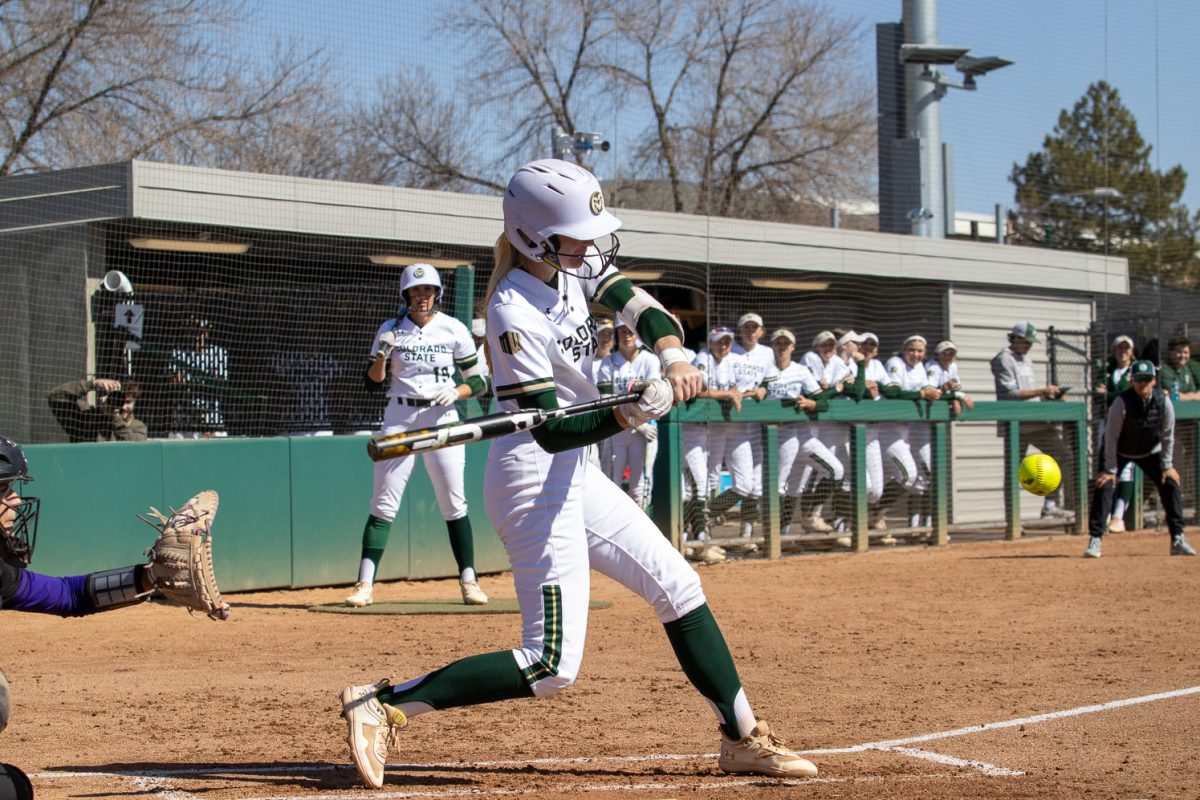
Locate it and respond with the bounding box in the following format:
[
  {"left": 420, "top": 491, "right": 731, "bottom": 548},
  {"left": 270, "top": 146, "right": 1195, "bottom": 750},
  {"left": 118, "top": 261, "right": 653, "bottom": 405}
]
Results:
[
  {"left": 780, "top": 496, "right": 798, "bottom": 527},
  {"left": 663, "top": 604, "right": 745, "bottom": 740},
  {"left": 361, "top": 515, "right": 392, "bottom": 575},
  {"left": 709, "top": 489, "right": 740, "bottom": 517},
  {"left": 375, "top": 651, "right": 533, "bottom": 713},
  {"left": 445, "top": 517, "right": 475, "bottom": 575}
]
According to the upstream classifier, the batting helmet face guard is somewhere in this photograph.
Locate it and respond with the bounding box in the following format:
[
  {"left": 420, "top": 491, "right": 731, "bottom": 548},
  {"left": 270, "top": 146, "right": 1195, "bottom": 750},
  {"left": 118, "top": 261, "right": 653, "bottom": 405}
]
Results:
[
  {"left": 503, "top": 159, "right": 621, "bottom": 279},
  {"left": 399, "top": 263, "right": 443, "bottom": 308},
  {"left": 0, "top": 435, "right": 39, "bottom": 566}
]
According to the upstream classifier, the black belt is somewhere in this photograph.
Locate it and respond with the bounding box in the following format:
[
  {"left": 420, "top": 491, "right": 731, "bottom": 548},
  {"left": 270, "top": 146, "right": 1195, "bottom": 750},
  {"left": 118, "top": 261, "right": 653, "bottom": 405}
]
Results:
[{"left": 394, "top": 397, "right": 434, "bottom": 407}]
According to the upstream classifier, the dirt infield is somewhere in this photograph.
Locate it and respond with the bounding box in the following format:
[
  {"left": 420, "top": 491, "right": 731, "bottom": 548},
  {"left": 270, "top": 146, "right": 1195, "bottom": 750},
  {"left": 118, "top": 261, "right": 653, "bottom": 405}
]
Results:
[{"left": 3, "top": 528, "right": 1198, "bottom": 800}]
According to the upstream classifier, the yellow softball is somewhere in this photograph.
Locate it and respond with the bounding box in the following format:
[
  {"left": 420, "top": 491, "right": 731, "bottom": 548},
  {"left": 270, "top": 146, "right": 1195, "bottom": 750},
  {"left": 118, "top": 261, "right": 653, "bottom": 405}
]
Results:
[{"left": 1018, "top": 453, "right": 1062, "bottom": 496}]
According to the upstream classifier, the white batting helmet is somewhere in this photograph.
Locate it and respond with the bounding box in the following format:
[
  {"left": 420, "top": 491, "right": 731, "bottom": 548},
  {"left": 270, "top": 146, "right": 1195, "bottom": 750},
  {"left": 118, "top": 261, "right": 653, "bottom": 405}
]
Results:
[
  {"left": 503, "top": 159, "right": 621, "bottom": 275},
  {"left": 399, "top": 263, "right": 442, "bottom": 305}
]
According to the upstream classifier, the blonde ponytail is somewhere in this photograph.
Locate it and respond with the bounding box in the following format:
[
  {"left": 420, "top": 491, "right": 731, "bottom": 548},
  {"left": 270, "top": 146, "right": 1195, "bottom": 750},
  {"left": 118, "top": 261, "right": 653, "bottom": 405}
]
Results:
[{"left": 482, "top": 234, "right": 521, "bottom": 376}]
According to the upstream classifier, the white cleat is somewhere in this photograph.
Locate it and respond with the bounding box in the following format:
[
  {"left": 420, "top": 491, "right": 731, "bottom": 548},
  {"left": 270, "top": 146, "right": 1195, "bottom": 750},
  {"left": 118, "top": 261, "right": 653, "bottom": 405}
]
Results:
[
  {"left": 1083, "top": 536, "right": 1103, "bottom": 558},
  {"left": 718, "top": 719, "right": 818, "bottom": 778},
  {"left": 460, "top": 579, "right": 489, "bottom": 605},
  {"left": 345, "top": 582, "right": 374, "bottom": 607},
  {"left": 339, "top": 680, "right": 406, "bottom": 788},
  {"left": 802, "top": 513, "right": 834, "bottom": 533}
]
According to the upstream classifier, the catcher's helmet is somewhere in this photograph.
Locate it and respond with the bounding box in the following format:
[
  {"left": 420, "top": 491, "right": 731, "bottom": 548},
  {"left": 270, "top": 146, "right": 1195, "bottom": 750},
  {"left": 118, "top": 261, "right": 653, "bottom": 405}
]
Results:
[
  {"left": 399, "top": 263, "right": 442, "bottom": 307},
  {"left": 503, "top": 159, "right": 621, "bottom": 277},
  {"left": 0, "top": 435, "right": 39, "bottom": 566}
]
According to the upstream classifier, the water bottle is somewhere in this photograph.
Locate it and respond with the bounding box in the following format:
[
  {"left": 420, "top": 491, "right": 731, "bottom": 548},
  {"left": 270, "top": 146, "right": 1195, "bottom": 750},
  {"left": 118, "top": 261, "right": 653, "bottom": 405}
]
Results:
[{"left": 1171, "top": 381, "right": 1180, "bottom": 402}]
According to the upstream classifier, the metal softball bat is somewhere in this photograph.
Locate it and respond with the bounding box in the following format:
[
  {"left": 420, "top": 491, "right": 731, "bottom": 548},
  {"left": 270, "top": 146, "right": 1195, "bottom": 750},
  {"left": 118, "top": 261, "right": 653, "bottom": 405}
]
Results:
[{"left": 367, "top": 391, "right": 643, "bottom": 462}]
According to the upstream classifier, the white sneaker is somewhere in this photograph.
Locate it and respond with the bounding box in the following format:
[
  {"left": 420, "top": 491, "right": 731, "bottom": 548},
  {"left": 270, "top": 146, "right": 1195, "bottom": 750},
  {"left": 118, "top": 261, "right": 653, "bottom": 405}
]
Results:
[
  {"left": 880, "top": 534, "right": 898, "bottom": 546},
  {"left": 740, "top": 521, "right": 754, "bottom": 538},
  {"left": 835, "top": 535, "right": 852, "bottom": 548},
  {"left": 1083, "top": 536, "right": 1102, "bottom": 558},
  {"left": 339, "top": 680, "right": 406, "bottom": 788},
  {"left": 1107, "top": 517, "right": 1126, "bottom": 533},
  {"left": 460, "top": 580, "right": 489, "bottom": 605},
  {"left": 345, "top": 582, "right": 374, "bottom": 607},
  {"left": 700, "top": 545, "right": 727, "bottom": 564},
  {"left": 718, "top": 719, "right": 818, "bottom": 778},
  {"left": 803, "top": 513, "right": 834, "bottom": 533}
]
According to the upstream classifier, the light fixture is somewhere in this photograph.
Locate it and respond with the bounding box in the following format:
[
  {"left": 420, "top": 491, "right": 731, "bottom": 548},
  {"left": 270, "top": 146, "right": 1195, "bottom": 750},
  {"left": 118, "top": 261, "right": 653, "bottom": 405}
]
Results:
[
  {"left": 621, "top": 270, "right": 663, "bottom": 281},
  {"left": 128, "top": 237, "right": 249, "bottom": 254},
  {"left": 749, "top": 278, "right": 830, "bottom": 291},
  {"left": 368, "top": 255, "right": 471, "bottom": 269}
]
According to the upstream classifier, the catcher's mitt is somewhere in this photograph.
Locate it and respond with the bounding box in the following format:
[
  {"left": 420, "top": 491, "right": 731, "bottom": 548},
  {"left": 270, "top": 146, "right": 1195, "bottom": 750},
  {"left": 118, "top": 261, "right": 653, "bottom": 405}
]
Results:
[{"left": 140, "top": 490, "right": 231, "bottom": 621}]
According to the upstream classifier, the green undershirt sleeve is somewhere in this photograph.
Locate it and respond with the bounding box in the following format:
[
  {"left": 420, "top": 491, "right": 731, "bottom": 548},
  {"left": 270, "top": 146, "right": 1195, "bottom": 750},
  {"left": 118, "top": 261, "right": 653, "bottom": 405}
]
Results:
[
  {"left": 517, "top": 390, "right": 625, "bottom": 453},
  {"left": 595, "top": 275, "right": 677, "bottom": 346},
  {"left": 879, "top": 383, "right": 922, "bottom": 400}
]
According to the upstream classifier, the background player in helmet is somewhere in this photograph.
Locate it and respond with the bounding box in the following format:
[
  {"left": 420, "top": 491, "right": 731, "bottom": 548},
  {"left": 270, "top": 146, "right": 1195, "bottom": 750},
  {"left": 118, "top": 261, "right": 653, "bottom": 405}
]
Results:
[
  {"left": 0, "top": 434, "right": 227, "bottom": 734},
  {"left": 346, "top": 263, "right": 490, "bottom": 608},
  {"left": 596, "top": 321, "right": 661, "bottom": 509},
  {"left": 338, "top": 158, "right": 817, "bottom": 788}
]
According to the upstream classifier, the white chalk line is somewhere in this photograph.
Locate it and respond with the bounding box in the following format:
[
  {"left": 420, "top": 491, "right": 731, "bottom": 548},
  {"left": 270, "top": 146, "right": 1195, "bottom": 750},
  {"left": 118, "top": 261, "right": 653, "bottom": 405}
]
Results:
[{"left": 29, "top": 684, "right": 1200, "bottom": 796}]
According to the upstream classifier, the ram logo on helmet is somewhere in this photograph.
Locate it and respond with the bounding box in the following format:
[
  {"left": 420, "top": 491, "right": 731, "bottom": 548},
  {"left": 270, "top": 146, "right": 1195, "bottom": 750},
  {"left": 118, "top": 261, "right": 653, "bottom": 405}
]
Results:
[{"left": 589, "top": 191, "right": 604, "bottom": 216}]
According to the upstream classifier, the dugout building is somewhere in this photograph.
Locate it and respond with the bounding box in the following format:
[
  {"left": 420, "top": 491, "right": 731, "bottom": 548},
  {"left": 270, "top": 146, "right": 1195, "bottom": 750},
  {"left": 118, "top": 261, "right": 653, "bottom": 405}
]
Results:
[{"left": 0, "top": 160, "right": 1127, "bottom": 530}]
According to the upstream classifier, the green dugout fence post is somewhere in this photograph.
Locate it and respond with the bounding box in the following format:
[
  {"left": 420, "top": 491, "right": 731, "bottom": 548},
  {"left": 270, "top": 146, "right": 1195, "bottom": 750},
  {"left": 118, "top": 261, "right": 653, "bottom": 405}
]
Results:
[
  {"left": 1072, "top": 418, "right": 1088, "bottom": 535},
  {"left": 762, "top": 423, "right": 781, "bottom": 559},
  {"left": 653, "top": 408, "right": 684, "bottom": 550},
  {"left": 931, "top": 419, "right": 949, "bottom": 545},
  {"left": 851, "top": 422, "right": 868, "bottom": 552},
  {"left": 1003, "top": 421, "right": 1022, "bottom": 540}
]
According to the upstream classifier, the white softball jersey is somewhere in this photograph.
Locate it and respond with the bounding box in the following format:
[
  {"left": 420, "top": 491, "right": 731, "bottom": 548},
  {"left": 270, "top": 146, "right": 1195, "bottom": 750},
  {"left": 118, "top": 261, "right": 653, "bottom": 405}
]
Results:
[
  {"left": 597, "top": 348, "right": 663, "bottom": 507},
  {"left": 484, "top": 265, "right": 705, "bottom": 698},
  {"left": 924, "top": 359, "right": 961, "bottom": 391},
  {"left": 368, "top": 312, "right": 480, "bottom": 524},
  {"left": 768, "top": 362, "right": 843, "bottom": 495}
]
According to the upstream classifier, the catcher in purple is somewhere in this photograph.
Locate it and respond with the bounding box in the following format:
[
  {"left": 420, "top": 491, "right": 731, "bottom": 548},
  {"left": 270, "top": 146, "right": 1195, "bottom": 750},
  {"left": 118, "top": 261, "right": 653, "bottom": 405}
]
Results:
[{"left": 0, "top": 433, "right": 228, "bottom": 735}]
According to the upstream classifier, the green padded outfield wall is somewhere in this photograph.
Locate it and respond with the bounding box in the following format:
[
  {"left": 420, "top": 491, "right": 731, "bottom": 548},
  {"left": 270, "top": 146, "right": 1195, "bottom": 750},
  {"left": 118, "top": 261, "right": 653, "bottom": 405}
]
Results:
[{"left": 23, "top": 432, "right": 507, "bottom": 593}]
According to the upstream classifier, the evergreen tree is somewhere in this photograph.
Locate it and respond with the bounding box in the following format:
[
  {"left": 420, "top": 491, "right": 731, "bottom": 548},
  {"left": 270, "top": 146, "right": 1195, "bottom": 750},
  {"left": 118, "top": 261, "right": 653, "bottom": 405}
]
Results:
[{"left": 1010, "top": 81, "right": 1199, "bottom": 286}]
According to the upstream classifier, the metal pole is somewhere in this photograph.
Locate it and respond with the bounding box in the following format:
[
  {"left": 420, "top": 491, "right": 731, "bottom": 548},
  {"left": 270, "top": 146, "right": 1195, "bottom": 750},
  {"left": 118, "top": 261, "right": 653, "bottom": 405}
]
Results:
[
  {"left": 904, "top": 0, "right": 944, "bottom": 239},
  {"left": 995, "top": 203, "right": 1005, "bottom": 244}
]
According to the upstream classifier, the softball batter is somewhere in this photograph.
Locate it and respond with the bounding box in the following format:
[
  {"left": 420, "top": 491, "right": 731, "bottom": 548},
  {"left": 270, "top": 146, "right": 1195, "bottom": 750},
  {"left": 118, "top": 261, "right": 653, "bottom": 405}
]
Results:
[
  {"left": 597, "top": 321, "right": 662, "bottom": 508},
  {"left": 345, "top": 264, "right": 489, "bottom": 608},
  {"left": 339, "top": 159, "right": 816, "bottom": 787}
]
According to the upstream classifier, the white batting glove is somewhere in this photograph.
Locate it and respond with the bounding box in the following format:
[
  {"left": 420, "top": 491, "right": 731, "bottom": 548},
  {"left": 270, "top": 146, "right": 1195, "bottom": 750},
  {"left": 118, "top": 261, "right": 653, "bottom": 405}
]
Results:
[
  {"left": 376, "top": 330, "right": 398, "bottom": 358},
  {"left": 621, "top": 379, "right": 674, "bottom": 427},
  {"left": 634, "top": 422, "right": 659, "bottom": 441},
  {"left": 431, "top": 386, "right": 460, "bottom": 406}
]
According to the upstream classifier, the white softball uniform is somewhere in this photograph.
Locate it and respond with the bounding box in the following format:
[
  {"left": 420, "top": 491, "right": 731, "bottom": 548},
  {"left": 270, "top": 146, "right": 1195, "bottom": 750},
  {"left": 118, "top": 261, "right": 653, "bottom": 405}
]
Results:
[
  {"left": 859, "top": 358, "right": 889, "bottom": 503},
  {"left": 883, "top": 356, "right": 933, "bottom": 492},
  {"left": 693, "top": 349, "right": 748, "bottom": 498},
  {"left": 597, "top": 348, "right": 662, "bottom": 507},
  {"left": 678, "top": 347, "right": 707, "bottom": 503},
  {"left": 800, "top": 351, "right": 853, "bottom": 493},
  {"left": 485, "top": 266, "right": 705, "bottom": 697},
  {"left": 767, "top": 362, "right": 843, "bottom": 495},
  {"left": 728, "top": 345, "right": 779, "bottom": 498},
  {"left": 924, "top": 359, "right": 960, "bottom": 392},
  {"left": 368, "top": 314, "right": 478, "bottom": 522}
]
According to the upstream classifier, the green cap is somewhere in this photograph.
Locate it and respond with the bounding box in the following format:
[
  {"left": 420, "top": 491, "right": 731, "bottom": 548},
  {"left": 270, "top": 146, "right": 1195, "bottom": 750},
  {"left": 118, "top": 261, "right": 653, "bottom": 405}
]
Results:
[
  {"left": 1009, "top": 321, "right": 1039, "bottom": 343},
  {"left": 1131, "top": 360, "right": 1156, "bottom": 381}
]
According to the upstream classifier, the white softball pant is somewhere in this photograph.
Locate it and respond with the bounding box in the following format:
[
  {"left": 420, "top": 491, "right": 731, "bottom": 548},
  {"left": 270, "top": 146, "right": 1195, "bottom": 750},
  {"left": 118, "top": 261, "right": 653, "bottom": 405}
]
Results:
[
  {"left": 880, "top": 423, "right": 918, "bottom": 490},
  {"left": 709, "top": 424, "right": 758, "bottom": 498},
  {"left": 779, "top": 423, "right": 843, "bottom": 496},
  {"left": 607, "top": 427, "right": 652, "bottom": 508},
  {"left": 369, "top": 401, "right": 468, "bottom": 522},
  {"left": 484, "top": 440, "right": 706, "bottom": 697},
  {"left": 682, "top": 423, "right": 709, "bottom": 502}
]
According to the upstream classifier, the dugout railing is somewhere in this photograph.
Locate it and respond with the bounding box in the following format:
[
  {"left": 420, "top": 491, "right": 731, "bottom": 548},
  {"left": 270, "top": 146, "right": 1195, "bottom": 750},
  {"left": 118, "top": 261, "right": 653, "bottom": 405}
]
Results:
[{"left": 652, "top": 398, "right": 1099, "bottom": 558}]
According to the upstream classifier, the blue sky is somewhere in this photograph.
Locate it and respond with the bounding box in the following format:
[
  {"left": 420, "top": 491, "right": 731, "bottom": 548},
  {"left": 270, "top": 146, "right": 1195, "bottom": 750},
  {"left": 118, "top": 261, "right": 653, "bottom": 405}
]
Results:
[{"left": 252, "top": 0, "right": 1198, "bottom": 215}]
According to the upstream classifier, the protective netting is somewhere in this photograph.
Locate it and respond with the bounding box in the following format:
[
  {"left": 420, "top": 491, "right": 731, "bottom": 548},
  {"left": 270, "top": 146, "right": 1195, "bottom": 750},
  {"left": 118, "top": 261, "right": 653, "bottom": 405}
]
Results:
[{"left": 1, "top": 0, "right": 1196, "bottom": 541}]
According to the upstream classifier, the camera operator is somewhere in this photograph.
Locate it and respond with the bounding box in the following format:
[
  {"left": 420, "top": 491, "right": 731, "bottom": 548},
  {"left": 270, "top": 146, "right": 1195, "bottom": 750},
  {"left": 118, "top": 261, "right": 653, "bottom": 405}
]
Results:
[{"left": 46, "top": 378, "right": 147, "bottom": 442}]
